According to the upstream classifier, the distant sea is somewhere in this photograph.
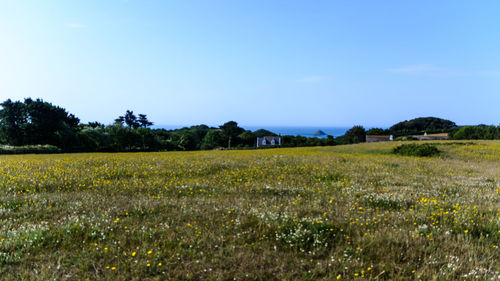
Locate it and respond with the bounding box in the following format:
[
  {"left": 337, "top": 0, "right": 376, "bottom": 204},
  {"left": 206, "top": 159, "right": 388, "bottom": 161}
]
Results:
[
  {"left": 244, "top": 126, "right": 349, "bottom": 138},
  {"left": 154, "top": 125, "right": 349, "bottom": 138}
]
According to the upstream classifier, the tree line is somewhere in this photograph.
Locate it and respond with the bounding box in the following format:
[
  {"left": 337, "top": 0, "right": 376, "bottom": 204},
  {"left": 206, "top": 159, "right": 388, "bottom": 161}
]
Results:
[
  {"left": 0, "top": 98, "right": 337, "bottom": 152},
  {"left": 341, "top": 117, "right": 500, "bottom": 144},
  {"left": 1, "top": 100, "right": 498, "bottom": 152}
]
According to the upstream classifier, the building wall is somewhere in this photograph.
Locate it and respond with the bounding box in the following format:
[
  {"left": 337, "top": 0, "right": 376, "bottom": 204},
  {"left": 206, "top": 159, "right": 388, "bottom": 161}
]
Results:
[
  {"left": 366, "top": 136, "right": 391, "bottom": 142},
  {"left": 256, "top": 136, "right": 282, "bottom": 147},
  {"left": 414, "top": 136, "right": 449, "bottom": 140}
]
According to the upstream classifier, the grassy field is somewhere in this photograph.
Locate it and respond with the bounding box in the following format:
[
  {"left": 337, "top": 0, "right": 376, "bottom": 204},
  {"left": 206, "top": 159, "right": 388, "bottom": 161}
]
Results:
[{"left": 0, "top": 141, "right": 499, "bottom": 280}]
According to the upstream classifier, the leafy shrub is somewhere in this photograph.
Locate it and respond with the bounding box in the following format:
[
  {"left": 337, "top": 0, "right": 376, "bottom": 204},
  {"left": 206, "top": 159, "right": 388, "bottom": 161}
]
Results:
[
  {"left": 0, "top": 144, "right": 61, "bottom": 154},
  {"left": 393, "top": 143, "right": 440, "bottom": 157}
]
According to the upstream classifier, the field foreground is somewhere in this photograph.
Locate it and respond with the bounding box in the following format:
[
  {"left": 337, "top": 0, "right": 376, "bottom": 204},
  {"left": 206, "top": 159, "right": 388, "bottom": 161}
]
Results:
[{"left": 0, "top": 141, "right": 499, "bottom": 280}]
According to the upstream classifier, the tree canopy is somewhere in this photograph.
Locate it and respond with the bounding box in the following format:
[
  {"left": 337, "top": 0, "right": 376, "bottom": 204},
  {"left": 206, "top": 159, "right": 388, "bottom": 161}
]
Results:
[
  {"left": 366, "top": 128, "right": 387, "bottom": 135},
  {"left": 0, "top": 98, "right": 80, "bottom": 148},
  {"left": 115, "top": 110, "right": 153, "bottom": 128},
  {"left": 6, "top": 98, "right": 497, "bottom": 153},
  {"left": 343, "top": 125, "right": 366, "bottom": 144},
  {"left": 219, "top": 121, "right": 245, "bottom": 148},
  {"left": 389, "top": 117, "right": 456, "bottom": 136}
]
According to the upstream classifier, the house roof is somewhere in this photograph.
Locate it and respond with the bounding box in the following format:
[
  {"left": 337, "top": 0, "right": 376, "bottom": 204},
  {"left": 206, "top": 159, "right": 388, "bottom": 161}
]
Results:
[
  {"left": 411, "top": 133, "right": 449, "bottom": 137},
  {"left": 426, "top": 133, "right": 449, "bottom": 137},
  {"left": 366, "top": 135, "right": 391, "bottom": 138}
]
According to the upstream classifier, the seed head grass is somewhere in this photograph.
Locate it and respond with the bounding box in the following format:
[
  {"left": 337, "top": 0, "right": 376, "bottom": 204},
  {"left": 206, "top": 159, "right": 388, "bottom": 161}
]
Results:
[{"left": 0, "top": 140, "right": 498, "bottom": 280}]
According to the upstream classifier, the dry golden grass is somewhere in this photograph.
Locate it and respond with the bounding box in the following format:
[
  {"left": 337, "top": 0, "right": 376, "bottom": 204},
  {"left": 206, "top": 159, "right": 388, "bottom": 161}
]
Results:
[{"left": 0, "top": 140, "right": 498, "bottom": 280}]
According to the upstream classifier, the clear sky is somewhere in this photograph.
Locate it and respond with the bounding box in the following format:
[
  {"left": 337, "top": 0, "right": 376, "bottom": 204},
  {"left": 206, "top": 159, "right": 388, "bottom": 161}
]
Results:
[{"left": 1, "top": 1, "right": 499, "bottom": 128}]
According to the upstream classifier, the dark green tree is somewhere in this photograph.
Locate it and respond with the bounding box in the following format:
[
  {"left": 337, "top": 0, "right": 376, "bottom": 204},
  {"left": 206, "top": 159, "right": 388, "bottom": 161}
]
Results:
[
  {"left": 389, "top": 117, "right": 456, "bottom": 136},
  {"left": 23, "top": 98, "right": 80, "bottom": 147},
  {"left": 116, "top": 111, "right": 153, "bottom": 129},
  {"left": 366, "top": 128, "right": 387, "bottom": 135},
  {"left": 325, "top": 135, "right": 336, "bottom": 146},
  {"left": 201, "top": 129, "right": 226, "bottom": 150},
  {"left": 78, "top": 127, "right": 110, "bottom": 151},
  {"left": 87, "top": 121, "right": 105, "bottom": 129},
  {"left": 344, "top": 125, "right": 366, "bottom": 144},
  {"left": 105, "top": 124, "right": 140, "bottom": 151},
  {"left": 187, "top": 125, "right": 210, "bottom": 149},
  {"left": 237, "top": 131, "right": 256, "bottom": 147},
  {"left": 0, "top": 99, "right": 27, "bottom": 145},
  {"left": 138, "top": 114, "right": 153, "bottom": 128},
  {"left": 136, "top": 127, "right": 161, "bottom": 150},
  {"left": 115, "top": 110, "right": 138, "bottom": 128},
  {"left": 178, "top": 131, "right": 198, "bottom": 151},
  {"left": 114, "top": 116, "right": 125, "bottom": 125},
  {"left": 0, "top": 98, "right": 79, "bottom": 148},
  {"left": 124, "top": 110, "right": 140, "bottom": 129},
  {"left": 219, "top": 121, "right": 244, "bottom": 148},
  {"left": 253, "top": 129, "right": 277, "bottom": 137}
]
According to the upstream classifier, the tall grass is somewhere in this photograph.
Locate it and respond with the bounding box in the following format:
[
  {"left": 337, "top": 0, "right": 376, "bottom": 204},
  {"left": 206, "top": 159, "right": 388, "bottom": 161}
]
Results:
[{"left": 0, "top": 141, "right": 498, "bottom": 280}]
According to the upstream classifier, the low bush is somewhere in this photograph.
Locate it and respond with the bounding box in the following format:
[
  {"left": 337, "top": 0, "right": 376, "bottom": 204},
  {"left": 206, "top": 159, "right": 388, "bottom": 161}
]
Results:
[
  {"left": 0, "top": 144, "right": 62, "bottom": 154},
  {"left": 393, "top": 143, "right": 440, "bottom": 157}
]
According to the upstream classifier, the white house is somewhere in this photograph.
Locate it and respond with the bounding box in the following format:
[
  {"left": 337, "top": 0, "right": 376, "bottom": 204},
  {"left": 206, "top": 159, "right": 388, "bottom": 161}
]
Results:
[{"left": 256, "top": 136, "right": 282, "bottom": 147}]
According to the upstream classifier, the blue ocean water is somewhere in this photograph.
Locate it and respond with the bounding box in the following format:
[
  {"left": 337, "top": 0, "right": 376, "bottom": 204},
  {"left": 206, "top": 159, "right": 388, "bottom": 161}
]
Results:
[
  {"left": 154, "top": 125, "right": 348, "bottom": 138},
  {"left": 244, "top": 126, "right": 349, "bottom": 138}
]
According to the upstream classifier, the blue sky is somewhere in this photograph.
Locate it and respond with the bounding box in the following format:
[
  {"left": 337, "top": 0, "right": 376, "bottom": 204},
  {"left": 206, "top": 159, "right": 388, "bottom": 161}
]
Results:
[{"left": 1, "top": 1, "right": 499, "bottom": 128}]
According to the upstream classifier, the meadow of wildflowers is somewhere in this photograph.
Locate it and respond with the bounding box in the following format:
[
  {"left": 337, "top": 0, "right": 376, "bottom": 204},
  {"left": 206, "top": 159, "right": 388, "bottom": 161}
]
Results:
[{"left": 0, "top": 141, "right": 498, "bottom": 280}]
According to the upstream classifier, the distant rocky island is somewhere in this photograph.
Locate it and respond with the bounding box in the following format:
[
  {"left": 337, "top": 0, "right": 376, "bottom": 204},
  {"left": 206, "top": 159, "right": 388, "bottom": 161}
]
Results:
[{"left": 313, "top": 130, "right": 326, "bottom": 136}]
